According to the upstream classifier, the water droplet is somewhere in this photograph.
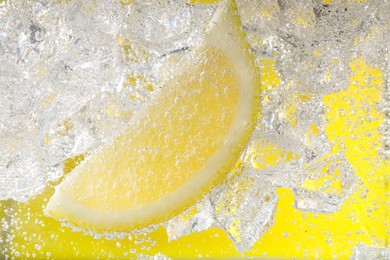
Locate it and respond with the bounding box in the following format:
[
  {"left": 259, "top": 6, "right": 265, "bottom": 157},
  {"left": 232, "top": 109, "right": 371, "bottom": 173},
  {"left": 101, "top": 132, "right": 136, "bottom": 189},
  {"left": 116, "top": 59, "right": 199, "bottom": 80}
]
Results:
[
  {"left": 34, "top": 31, "right": 44, "bottom": 42},
  {"left": 359, "top": 188, "right": 369, "bottom": 199},
  {"left": 338, "top": 109, "right": 346, "bottom": 117}
]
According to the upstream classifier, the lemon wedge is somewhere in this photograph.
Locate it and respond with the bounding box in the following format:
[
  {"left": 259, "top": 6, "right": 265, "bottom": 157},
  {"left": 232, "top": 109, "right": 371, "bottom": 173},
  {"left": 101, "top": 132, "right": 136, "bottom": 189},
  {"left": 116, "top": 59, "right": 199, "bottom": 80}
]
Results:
[{"left": 46, "top": 0, "right": 260, "bottom": 232}]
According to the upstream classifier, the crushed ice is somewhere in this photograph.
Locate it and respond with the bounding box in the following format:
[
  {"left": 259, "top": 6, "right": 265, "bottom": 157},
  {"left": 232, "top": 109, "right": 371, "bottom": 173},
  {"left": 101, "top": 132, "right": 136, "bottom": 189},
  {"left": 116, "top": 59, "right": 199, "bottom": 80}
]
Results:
[{"left": 1, "top": 0, "right": 389, "bottom": 254}]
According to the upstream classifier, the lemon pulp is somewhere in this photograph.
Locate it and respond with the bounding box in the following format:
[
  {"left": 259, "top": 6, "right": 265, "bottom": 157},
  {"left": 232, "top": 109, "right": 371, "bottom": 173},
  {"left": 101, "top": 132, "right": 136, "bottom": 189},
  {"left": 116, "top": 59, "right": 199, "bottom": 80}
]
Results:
[{"left": 46, "top": 0, "right": 260, "bottom": 232}]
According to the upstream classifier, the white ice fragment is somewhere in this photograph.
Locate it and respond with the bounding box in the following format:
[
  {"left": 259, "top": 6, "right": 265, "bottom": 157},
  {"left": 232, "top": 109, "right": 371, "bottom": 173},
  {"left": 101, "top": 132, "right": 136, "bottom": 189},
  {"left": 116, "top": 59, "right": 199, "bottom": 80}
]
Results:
[
  {"left": 122, "top": 0, "right": 214, "bottom": 58},
  {"left": 292, "top": 153, "right": 357, "bottom": 213},
  {"left": 255, "top": 159, "right": 306, "bottom": 189},
  {"left": 47, "top": 163, "right": 64, "bottom": 182},
  {"left": 279, "top": 42, "right": 352, "bottom": 94},
  {"left": 248, "top": 128, "right": 356, "bottom": 214},
  {"left": 136, "top": 252, "right": 171, "bottom": 260},
  {"left": 351, "top": 246, "right": 390, "bottom": 260},
  {"left": 0, "top": 145, "right": 46, "bottom": 202},
  {"left": 210, "top": 167, "right": 278, "bottom": 253},
  {"left": 165, "top": 198, "right": 214, "bottom": 242},
  {"left": 260, "top": 93, "right": 330, "bottom": 161}
]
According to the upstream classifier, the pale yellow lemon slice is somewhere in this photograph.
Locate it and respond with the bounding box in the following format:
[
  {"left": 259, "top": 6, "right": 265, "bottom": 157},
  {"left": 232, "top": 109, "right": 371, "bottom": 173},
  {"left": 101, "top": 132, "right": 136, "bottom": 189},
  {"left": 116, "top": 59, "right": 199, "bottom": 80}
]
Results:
[{"left": 46, "top": 0, "right": 260, "bottom": 232}]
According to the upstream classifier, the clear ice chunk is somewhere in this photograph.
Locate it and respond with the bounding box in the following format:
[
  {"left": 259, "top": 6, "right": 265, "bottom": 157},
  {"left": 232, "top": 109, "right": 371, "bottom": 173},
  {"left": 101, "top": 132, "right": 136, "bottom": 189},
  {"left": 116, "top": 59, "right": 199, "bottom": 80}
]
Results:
[
  {"left": 162, "top": 157, "right": 280, "bottom": 253},
  {"left": 123, "top": 0, "right": 214, "bottom": 54},
  {"left": 247, "top": 128, "right": 356, "bottom": 214},
  {"left": 119, "top": 0, "right": 214, "bottom": 84},
  {"left": 254, "top": 159, "right": 305, "bottom": 189},
  {"left": 277, "top": 41, "right": 352, "bottom": 94},
  {"left": 259, "top": 90, "right": 330, "bottom": 161},
  {"left": 136, "top": 252, "right": 171, "bottom": 260},
  {"left": 210, "top": 167, "right": 278, "bottom": 253},
  {"left": 351, "top": 246, "right": 390, "bottom": 260},
  {"left": 292, "top": 153, "right": 357, "bottom": 213},
  {"left": 251, "top": 152, "right": 357, "bottom": 214},
  {"left": 353, "top": 6, "right": 390, "bottom": 71},
  {"left": 165, "top": 199, "right": 214, "bottom": 242}
]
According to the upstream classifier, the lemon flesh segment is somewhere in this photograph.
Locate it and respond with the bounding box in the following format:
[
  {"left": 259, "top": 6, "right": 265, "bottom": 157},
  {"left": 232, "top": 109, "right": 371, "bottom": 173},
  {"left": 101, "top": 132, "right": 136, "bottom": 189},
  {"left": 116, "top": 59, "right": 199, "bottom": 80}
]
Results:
[{"left": 46, "top": 0, "right": 260, "bottom": 232}]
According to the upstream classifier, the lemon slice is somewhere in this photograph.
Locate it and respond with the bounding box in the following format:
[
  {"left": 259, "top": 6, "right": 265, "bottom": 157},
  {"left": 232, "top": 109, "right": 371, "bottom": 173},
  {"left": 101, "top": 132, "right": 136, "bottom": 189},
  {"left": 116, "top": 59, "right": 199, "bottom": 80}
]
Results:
[{"left": 46, "top": 0, "right": 260, "bottom": 232}]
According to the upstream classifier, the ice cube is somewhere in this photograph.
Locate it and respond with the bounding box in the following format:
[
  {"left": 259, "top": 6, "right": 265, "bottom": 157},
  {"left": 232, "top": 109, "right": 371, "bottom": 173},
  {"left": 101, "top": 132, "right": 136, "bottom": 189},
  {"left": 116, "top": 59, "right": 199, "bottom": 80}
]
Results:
[
  {"left": 246, "top": 129, "right": 356, "bottom": 214},
  {"left": 165, "top": 199, "right": 214, "bottom": 242},
  {"left": 277, "top": 41, "right": 352, "bottom": 95},
  {"left": 259, "top": 89, "right": 330, "bottom": 161},
  {"left": 0, "top": 142, "right": 46, "bottom": 202},
  {"left": 254, "top": 160, "right": 305, "bottom": 189},
  {"left": 210, "top": 167, "right": 278, "bottom": 253},
  {"left": 351, "top": 246, "right": 390, "bottom": 260},
  {"left": 121, "top": 0, "right": 214, "bottom": 58},
  {"left": 354, "top": 19, "right": 389, "bottom": 73},
  {"left": 292, "top": 153, "right": 357, "bottom": 213}
]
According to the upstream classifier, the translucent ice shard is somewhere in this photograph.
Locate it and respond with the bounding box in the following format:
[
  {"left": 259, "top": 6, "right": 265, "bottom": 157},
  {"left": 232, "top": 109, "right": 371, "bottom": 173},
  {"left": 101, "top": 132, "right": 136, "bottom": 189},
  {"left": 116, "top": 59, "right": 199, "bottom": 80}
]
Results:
[
  {"left": 292, "top": 153, "right": 357, "bottom": 213},
  {"left": 244, "top": 132, "right": 304, "bottom": 188},
  {"left": 121, "top": 0, "right": 213, "bottom": 57},
  {"left": 210, "top": 166, "right": 278, "bottom": 253},
  {"left": 254, "top": 159, "right": 305, "bottom": 189},
  {"left": 259, "top": 89, "right": 330, "bottom": 161},
  {"left": 119, "top": 0, "right": 215, "bottom": 84},
  {"left": 136, "top": 252, "right": 171, "bottom": 260},
  {"left": 354, "top": 15, "right": 389, "bottom": 67},
  {"left": 164, "top": 199, "right": 214, "bottom": 242},
  {"left": 351, "top": 246, "right": 390, "bottom": 260},
  {"left": 246, "top": 130, "right": 356, "bottom": 214},
  {"left": 0, "top": 146, "right": 46, "bottom": 202},
  {"left": 278, "top": 41, "right": 352, "bottom": 95}
]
